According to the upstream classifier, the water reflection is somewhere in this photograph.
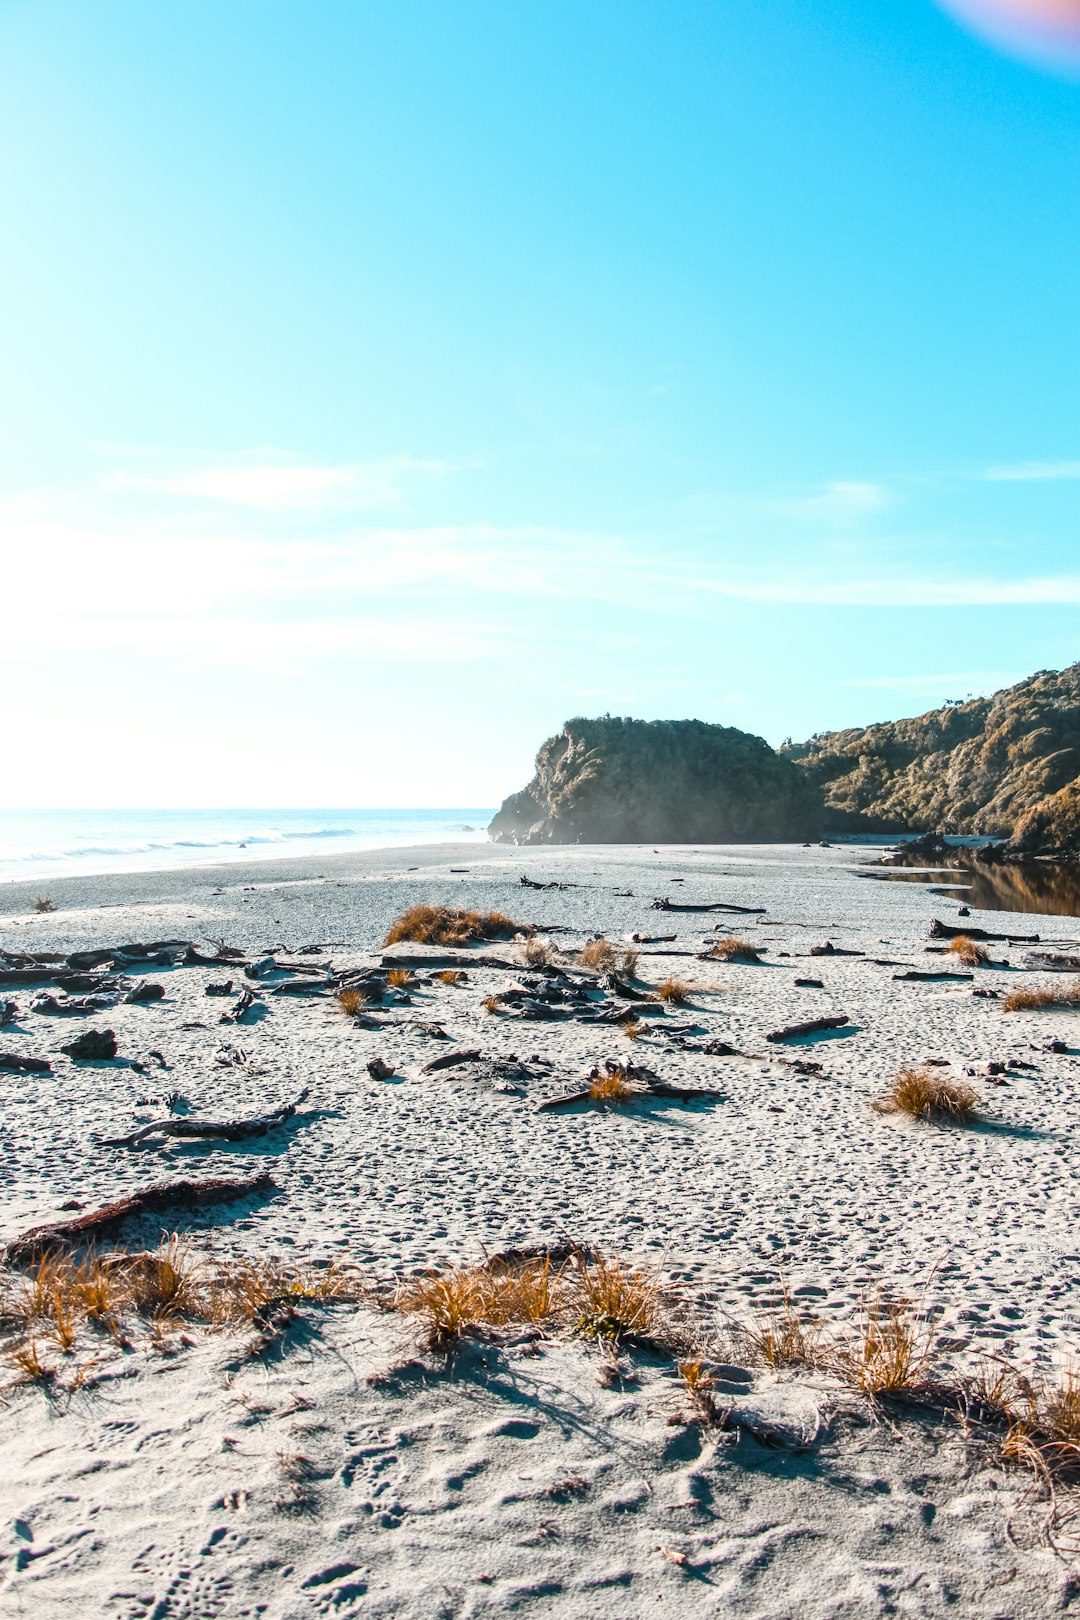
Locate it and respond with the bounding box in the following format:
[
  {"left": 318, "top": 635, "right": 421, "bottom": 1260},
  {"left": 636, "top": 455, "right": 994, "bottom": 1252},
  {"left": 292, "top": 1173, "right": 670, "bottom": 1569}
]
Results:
[{"left": 857, "top": 850, "right": 1080, "bottom": 918}]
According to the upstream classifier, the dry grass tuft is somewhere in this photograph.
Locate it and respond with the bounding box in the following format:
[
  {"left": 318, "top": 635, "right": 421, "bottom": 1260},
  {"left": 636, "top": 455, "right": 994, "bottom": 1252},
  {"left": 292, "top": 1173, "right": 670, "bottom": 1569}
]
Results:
[
  {"left": 127, "top": 1237, "right": 203, "bottom": 1319},
  {"left": 482, "top": 994, "right": 502, "bottom": 1015},
  {"left": 655, "top": 976, "right": 691, "bottom": 1005},
  {"left": 874, "top": 1065, "right": 978, "bottom": 1124},
  {"left": 947, "top": 935, "right": 990, "bottom": 967},
  {"left": 435, "top": 969, "right": 465, "bottom": 985},
  {"left": 393, "top": 1256, "right": 559, "bottom": 1346},
  {"left": 578, "top": 939, "right": 639, "bottom": 977},
  {"left": 384, "top": 905, "right": 526, "bottom": 948},
  {"left": 742, "top": 1284, "right": 824, "bottom": 1369},
  {"left": 522, "top": 936, "right": 559, "bottom": 968},
  {"left": 588, "top": 1067, "right": 636, "bottom": 1104},
  {"left": 706, "top": 937, "right": 761, "bottom": 963},
  {"left": 622, "top": 1018, "right": 644, "bottom": 1042},
  {"left": 386, "top": 968, "right": 412, "bottom": 989},
  {"left": 336, "top": 987, "right": 368, "bottom": 1017},
  {"left": 835, "top": 1293, "right": 937, "bottom": 1396},
  {"left": 5, "top": 1337, "right": 56, "bottom": 1385},
  {"left": 572, "top": 1255, "right": 660, "bottom": 1344},
  {"left": 33, "top": 895, "right": 57, "bottom": 914},
  {"left": 1003, "top": 978, "right": 1080, "bottom": 1013}
]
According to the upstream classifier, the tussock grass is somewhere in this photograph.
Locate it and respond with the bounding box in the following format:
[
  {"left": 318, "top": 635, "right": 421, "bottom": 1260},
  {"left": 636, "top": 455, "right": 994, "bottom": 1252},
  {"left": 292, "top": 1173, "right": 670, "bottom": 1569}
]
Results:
[
  {"left": 435, "top": 969, "right": 466, "bottom": 985},
  {"left": 874, "top": 1065, "right": 979, "bottom": 1124},
  {"left": 336, "top": 987, "right": 371, "bottom": 1017},
  {"left": 1003, "top": 978, "right": 1080, "bottom": 1013},
  {"left": 393, "top": 1257, "right": 559, "bottom": 1347},
  {"left": 578, "top": 939, "right": 639, "bottom": 977},
  {"left": 572, "top": 1256, "right": 660, "bottom": 1344},
  {"left": 33, "top": 895, "right": 57, "bottom": 914},
  {"left": 655, "top": 976, "right": 691, "bottom": 1005},
  {"left": 742, "top": 1284, "right": 824, "bottom": 1369},
  {"left": 522, "top": 936, "right": 559, "bottom": 968},
  {"left": 482, "top": 994, "right": 502, "bottom": 1015},
  {"left": 588, "top": 1067, "right": 636, "bottom": 1104},
  {"left": 127, "top": 1238, "right": 202, "bottom": 1319},
  {"left": 5, "top": 1338, "right": 55, "bottom": 1385},
  {"left": 706, "top": 937, "right": 761, "bottom": 963},
  {"left": 947, "top": 935, "right": 990, "bottom": 967},
  {"left": 384, "top": 906, "right": 526, "bottom": 947},
  {"left": 622, "top": 1017, "right": 644, "bottom": 1042},
  {"left": 386, "top": 968, "right": 412, "bottom": 989},
  {"left": 836, "top": 1294, "right": 936, "bottom": 1396}
]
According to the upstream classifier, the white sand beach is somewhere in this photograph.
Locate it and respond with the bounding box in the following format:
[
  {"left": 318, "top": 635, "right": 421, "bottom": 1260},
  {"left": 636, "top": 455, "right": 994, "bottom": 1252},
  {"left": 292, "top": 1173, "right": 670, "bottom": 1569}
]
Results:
[{"left": 1, "top": 839, "right": 1078, "bottom": 1617}]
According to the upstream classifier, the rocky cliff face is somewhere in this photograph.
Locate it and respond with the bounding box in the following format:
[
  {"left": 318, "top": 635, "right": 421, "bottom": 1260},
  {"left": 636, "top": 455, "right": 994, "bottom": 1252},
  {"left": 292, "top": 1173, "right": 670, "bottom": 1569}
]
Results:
[
  {"left": 783, "top": 663, "right": 1080, "bottom": 848},
  {"left": 488, "top": 716, "right": 821, "bottom": 845}
]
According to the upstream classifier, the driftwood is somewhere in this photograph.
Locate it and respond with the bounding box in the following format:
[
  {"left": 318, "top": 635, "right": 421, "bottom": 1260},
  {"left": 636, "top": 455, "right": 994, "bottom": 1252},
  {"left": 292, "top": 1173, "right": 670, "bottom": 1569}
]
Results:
[
  {"left": 893, "top": 970, "right": 973, "bottom": 982},
  {"left": 0, "top": 1000, "right": 18, "bottom": 1027},
  {"left": 367, "top": 1057, "right": 395, "bottom": 1080},
  {"left": 422, "top": 1048, "right": 483, "bottom": 1074},
  {"left": 519, "top": 875, "right": 577, "bottom": 890},
  {"left": 5, "top": 1172, "right": 276, "bottom": 1260},
  {"left": 33, "top": 994, "right": 114, "bottom": 1016},
  {"left": 0, "top": 968, "right": 58, "bottom": 988},
  {"left": 631, "top": 933, "right": 677, "bottom": 944},
  {"left": 765, "top": 1015, "right": 850, "bottom": 1043},
  {"left": 220, "top": 988, "right": 261, "bottom": 1023},
  {"left": 603, "top": 973, "right": 653, "bottom": 1001},
  {"left": 102, "top": 1088, "right": 309, "bottom": 1149},
  {"left": 808, "top": 943, "right": 864, "bottom": 958},
  {"left": 794, "top": 978, "right": 824, "bottom": 988},
  {"left": 1023, "top": 952, "right": 1080, "bottom": 972},
  {"left": 271, "top": 979, "right": 331, "bottom": 995},
  {"left": 380, "top": 954, "right": 519, "bottom": 970},
  {"left": 928, "top": 919, "right": 1040, "bottom": 944},
  {"left": 0, "top": 1051, "right": 52, "bottom": 1073},
  {"left": 652, "top": 898, "right": 765, "bottom": 914}
]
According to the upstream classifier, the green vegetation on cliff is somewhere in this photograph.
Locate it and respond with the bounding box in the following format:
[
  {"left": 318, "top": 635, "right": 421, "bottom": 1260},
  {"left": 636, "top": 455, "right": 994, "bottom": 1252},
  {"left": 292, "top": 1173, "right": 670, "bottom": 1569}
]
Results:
[
  {"left": 489, "top": 716, "right": 821, "bottom": 845},
  {"left": 784, "top": 663, "right": 1080, "bottom": 849}
]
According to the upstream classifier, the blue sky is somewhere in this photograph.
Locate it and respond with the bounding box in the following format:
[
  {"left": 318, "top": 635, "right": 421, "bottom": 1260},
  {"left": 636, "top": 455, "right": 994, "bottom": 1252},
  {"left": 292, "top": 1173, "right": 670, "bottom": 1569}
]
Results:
[{"left": 2, "top": 0, "right": 1079, "bottom": 806}]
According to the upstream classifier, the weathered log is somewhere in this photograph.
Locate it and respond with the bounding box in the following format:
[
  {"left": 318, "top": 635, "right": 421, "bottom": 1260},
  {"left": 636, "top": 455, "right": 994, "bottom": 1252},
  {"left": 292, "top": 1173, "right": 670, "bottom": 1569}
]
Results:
[
  {"left": 33, "top": 994, "right": 114, "bottom": 1016},
  {"left": 765, "top": 1015, "right": 850, "bottom": 1043},
  {"left": 102, "top": 1088, "right": 310, "bottom": 1148},
  {"left": 701, "top": 1039, "right": 741, "bottom": 1056},
  {"left": 0, "top": 1000, "right": 18, "bottom": 1027},
  {"left": 271, "top": 979, "right": 331, "bottom": 995},
  {"left": 0, "top": 968, "right": 58, "bottom": 988},
  {"left": 125, "top": 983, "right": 166, "bottom": 1004},
  {"left": 1023, "top": 952, "right": 1080, "bottom": 972},
  {"left": 928, "top": 919, "right": 1040, "bottom": 944},
  {"left": 808, "top": 943, "right": 864, "bottom": 957},
  {"left": 630, "top": 933, "right": 677, "bottom": 944},
  {"left": 220, "top": 988, "right": 261, "bottom": 1023},
  {"left": 367, "top": 1057, "right": 395, "bottom": 1080},
  {"left": 644, "top": 1080, "right": 725, "bottom": 1102},
  {"left": 893, "top": 970, "right": 974, "bottom": 982},
  {"left": 519, "top": 875, "right": 576, "bottom": 890},
  {"left": 794, "top": 978, "right": 824, "bottom": 988},
  {"left": 536, "top": 1087, "right": 598, "bottom": 1111},
  {"left": 379, "top": 953, "right": 520, "bottom": 970},
  {"left": 5, "top": 1172, "right": 276, "bottom": 1260},
  {"left": 603, "top": 972, "right": 654, "bottom": 1001},
  {"left": 652, "top": 898, "right": 765, "bottom": 914},
  {"left": 422, "top": 1048, "right": 484, "bottom": 1074},
  {"left": 0, "top": 1052, "right": 52, "bottom": 1073}
]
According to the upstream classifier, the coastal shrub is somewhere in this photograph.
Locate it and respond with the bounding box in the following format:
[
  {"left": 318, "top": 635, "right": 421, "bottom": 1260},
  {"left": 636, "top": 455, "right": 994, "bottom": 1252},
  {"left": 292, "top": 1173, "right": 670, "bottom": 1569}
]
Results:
[
  {"left": 874, "top": 1066, "right": 978, "bottom": 1124},
  {"left": 655, "top": 976, "right": 690, "bottom": 1005},
  {"left": 706, "top": 937, "right": 761, "bottom": 963},
  {"left": 383, "top": 905, "right": 527, "bottom": 947},
  {"left": 1003, "top": 977, "right": 1080, "bottom": 1013},
  {"left": 946, "top": 935, "right": 989, "bottom": 967}
]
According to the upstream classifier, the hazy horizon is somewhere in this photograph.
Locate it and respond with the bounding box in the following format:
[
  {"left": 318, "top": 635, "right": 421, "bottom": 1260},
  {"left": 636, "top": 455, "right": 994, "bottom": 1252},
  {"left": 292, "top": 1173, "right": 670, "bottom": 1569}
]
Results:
[{"left": 3, "top": 0, "right": 1079, "bottom": 809}]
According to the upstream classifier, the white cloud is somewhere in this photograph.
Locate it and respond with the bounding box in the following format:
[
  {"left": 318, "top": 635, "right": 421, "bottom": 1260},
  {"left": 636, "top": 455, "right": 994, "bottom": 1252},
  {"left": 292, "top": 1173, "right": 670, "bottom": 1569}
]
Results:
[
  {"left": 106, "top": 455, "right": 449, "bottom": 510},
  {"left": 982, "top": 459, "right": 1080, "bottom": 482}
]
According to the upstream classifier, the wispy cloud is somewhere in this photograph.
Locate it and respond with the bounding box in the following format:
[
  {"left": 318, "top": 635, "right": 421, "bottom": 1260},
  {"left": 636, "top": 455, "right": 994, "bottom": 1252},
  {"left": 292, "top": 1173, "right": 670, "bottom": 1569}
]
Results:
[
  {"left": 982, "top": 459, "right": 1080, "bottom": 483},
  {"left": 106, "top": 454, "right": 450, "bottom": 510},
  {"left": 791, "top": 480, "right": 891, "bottom": 519}
]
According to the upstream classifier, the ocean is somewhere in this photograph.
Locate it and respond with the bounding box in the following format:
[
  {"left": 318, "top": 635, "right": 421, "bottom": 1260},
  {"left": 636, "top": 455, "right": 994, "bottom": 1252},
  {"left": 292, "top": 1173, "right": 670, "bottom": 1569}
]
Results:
[{"left": 0, "top": 809, "right": 495, "bottom": 884}]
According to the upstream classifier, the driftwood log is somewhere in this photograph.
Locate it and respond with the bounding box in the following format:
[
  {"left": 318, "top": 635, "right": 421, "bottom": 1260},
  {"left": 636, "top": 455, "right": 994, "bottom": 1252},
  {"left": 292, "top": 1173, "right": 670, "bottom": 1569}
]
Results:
[
  {"left": 102, "top": 1088, "right": 310, "bottom": 1148},
  {"left": 765, "top": 1015, "right": 850, "bottom": 1043},
  {"left": 422, "top": 1048, "right": 484, "bottom": 1074},
  {"left": 1023, "top": 952, "right": 1080, "bottom": 972},
  {"left": 379, "top": 953, "right": 519, "bottom": 970},
  {"left": 928, "top": 919, "right": 1040, "bottom": 944},
  {"left": 893, "top": 970, "right": 973, "bottom": 982},
  {"left": 5, "top": 1172, "right": 276, "bottom": 1260},
  {"left": 0, "top": 1051, "right": 52, "bottom": 1073},
  {"left": 652, "top": 898, "right": 765, "bottom": 914},
  {"left": 808, "top": 943, "right": 864, "bottom": 957}
]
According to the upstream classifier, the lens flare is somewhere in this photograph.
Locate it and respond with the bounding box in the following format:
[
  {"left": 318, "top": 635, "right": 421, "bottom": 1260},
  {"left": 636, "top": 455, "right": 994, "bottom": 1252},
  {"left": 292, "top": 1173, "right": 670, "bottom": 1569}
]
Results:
[{"left": 938, "top": 0, "right": 1080, "bottom": 68}]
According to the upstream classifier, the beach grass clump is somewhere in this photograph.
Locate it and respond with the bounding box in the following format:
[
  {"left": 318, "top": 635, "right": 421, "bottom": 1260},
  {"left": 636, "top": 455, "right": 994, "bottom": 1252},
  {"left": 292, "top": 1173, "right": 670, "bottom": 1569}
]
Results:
[
  {"left": 435, "top": 969, "right": 466, "bottom": 985},
  {"left": 578, "top": 938, "right": 640, "bottom": 978},
  {"left": 1003, "top": 978, "right": 1080, "bottom": 1013},
  {"left": 393, "top": 1257, "right": 560, "bottom": 1347},
  {"left": 874, "top": 1065, "right": 978, "bottom": 1124},
  {"left": 482, "top": 994, "right": 502, "bottom": 1015},
  {"left": 386, "top": 968, "right": 412, "bottom": 989},
  {"left": 33, "top": 895, "right": 57, "bottom": 914},
  {"left": 835, "top": 1293, "right": 936, "bottom": 1397},
  {"left": 127, "top": 1238, "right": 204, "bottom": 1320},
  {"left": 706, "top": 937, "right": 761, "bottom": 964},
  {"left": 947, "top": 935, "right": 989, "bottom": 967},
  {"left": 522, "top": 935, "right": 559, "bottom": 968},
  {"left": 742, "top": 1285, "right": 825, "bottom": 1370},
  {"left": 571, "top": 1255, "right": 660, "bottom": 1345},
  {"left": 337, "top": 986, "right": 371, "bottom": 1017},
  {"left": 587, "top": 1066, "right": 636, "bottom": 1104},
  {"left": 383, "top": 905, "right": 527, "bottom": 948},
  {"left": 4, "top": 1338, "right": 56, "bottom": 1386},
  {"left": 655, "top": 976, "right": 691, "bottom": 1005},
  {"left": 622, "top": 1017, "right": 644, "bottom": 1042}
]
